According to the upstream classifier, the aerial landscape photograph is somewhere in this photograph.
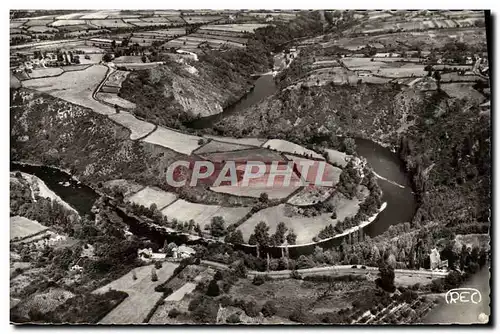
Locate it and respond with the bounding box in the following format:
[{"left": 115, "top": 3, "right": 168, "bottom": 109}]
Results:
[{"left": 8, "top": 7, "right": 492, "bottom": 325}]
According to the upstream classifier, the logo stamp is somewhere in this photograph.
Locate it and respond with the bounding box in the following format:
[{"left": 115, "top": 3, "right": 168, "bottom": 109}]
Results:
[{"left": 445, "top": 288, "right": 482, "bottom": 304}]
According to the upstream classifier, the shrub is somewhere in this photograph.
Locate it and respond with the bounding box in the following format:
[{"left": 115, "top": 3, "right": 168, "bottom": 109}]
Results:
[
  {"left": 290, "top": 270, "right": 302, "bottom": 280},
  {"left": 226, "top": 313, "right": 241, "bottom": 324},
  {"left": 154, "top": 261, "right": 162, "bottom": 269},
  {"left": 169, "top": 308, "right": 181, "bottom": 318},
  {"left": 243, "top": 301, "right": 260, "bottom": 318},
  {"left": 252, "top": 275, "right": 269, "bottom": 286},
  {"left": 261, "top": 301, "right": 277, "bottom": 318}
]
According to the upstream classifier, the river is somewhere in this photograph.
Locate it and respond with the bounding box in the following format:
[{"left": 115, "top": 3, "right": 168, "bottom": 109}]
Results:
[
  {"left": 186, "top": 73, "right": 278, "bottom": 129},
  {"left": 10, "top": 73, "right": 417, "bottom": 255}
]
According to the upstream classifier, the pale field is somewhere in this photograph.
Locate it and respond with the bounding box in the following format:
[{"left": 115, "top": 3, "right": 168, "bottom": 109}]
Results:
[
  {"left": 50, "top": 20, "right": 86, "bottom": 27},
  {"left": 23, "top": 64, "right": 115, "bottom": 115},
  {"left": 55, "top": 13, "right": 86, "bottom": 20},
  {"left": 90, "top": 20, "right": 132, "bottom": 28},
  {"left": 440, "top": 83, "right": 485, "bottom": 104},
  {"left": 263, "top": 139, "right": 324, "bottom": 160},
  {"left": 200, "top": 147, "right": 285, "bottom": 164},
  {"left": 210, "top": 183, "right": 301, "bottom": 200},
  {"left": 140, "top": 17, "right": 171, "bottom": 23},
  {"left": 61, "top": 64, "right": 92, "bottom": 72},
  {"left": 377, "top": 64, "right": 426, "bottom": 78},
  {"left": 27, "top": 26, "right": 58, "bottom": 33},
  {"left": 202, "top": 135, "right": 265, "bottom": 147},
  {"left": 203, "top": 23, "right": 268, "bottom": 33},
  {"left": 96, "top": 93, "right": 136, "bottom": 109},
  {"left": 238, "top": 188, "right": 368, "bottom": 244},
  {"left": 183, "top": 16, "right": 223, "bottom": 24},
  {"left": 10, "top": 74, "right": 21, "bottom": 88},
  {"left": 24, "top": 19, "right": 54, "bottom": 26},
  {"left": 28, "top": 67, "right": 63, "bottom": 79},
  {"left": 103, "top": 179, "right": 144, "bottom": 197},
  {"left": 285, "top": 155, "right": 342, "bottom": 186},
  {"left": 126, "top": 186, "right": 178, "bottom": 210},
  {"left": 341, "top": 57, "right": 391, "bottom": 71},
  {"left": 194, "top": 139, "right": 253, "bottom": 154},
  {"left": 161, "top": 199, "right": 251, "bottom": 229},
  {"left": 325, "top": 149, "right": 350, "bottom": 168},
  {"left": 164, "top": 282, "right": 197, "bottom": 301},
  {"left": 109, "top": 112, "right": 155, "bottom": 139},
  {"left": 10, "top": 21, "right": 25, "bottom": 28},
  {"left": 80, "top": 11, "right": 115, "bottom": 19},
  {"left": 104, "top": 70, "right": 130, "bottom": 87},
  {"left": 113, "top": 56, "right": 143, "bottom": 64},
  {"left": 10, "top": 216, "right": 48, "bottom": 241},
  {"left": 287, "top": 186, "right": 335, "bottom": 206},
  {"left": 95, "top": 262, "right": 179, "bottom": 324},
  {"left": 129, "top": 21, "right": 174, "bottom": 28},
  {"left": 142, "top": 126, "right": 203, "bottom": 155}
]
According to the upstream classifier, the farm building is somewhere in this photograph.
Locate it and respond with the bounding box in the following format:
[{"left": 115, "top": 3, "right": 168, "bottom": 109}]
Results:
[{"left": 172, "top": 245, "right": 195, "bottom": 259}]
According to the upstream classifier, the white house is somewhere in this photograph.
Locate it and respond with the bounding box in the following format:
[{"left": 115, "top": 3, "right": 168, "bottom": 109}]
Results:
[{"left": 172, "top": 245, "right": 196, "bottom": 259}]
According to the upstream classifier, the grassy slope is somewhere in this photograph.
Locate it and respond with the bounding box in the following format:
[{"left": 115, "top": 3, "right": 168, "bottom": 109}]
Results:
[{"left": 10, "top": 89, "right": 258, "bottom": 206}]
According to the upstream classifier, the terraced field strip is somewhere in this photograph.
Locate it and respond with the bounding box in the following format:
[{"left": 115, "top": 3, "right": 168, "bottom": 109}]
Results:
[
  {"left": 126, "top": 186, "right": 178, "bottom": 210},
  {"left": 108, "top": 112, "right": 156, "bottom": 140},
  {"left": 263, "top": 139, "right": 325, "bottom": 160},
  {"left": 10, "top": 216, "right": 49, "bottom": 241},
  {"left": 94, "top": 262, "right": 179, "bottom": 324},
  {"left": 141, "top": 126, "right": 203, "bottom": 155},
  {"left": 161, "top": 199, "right": 251, "bottom": 229}
]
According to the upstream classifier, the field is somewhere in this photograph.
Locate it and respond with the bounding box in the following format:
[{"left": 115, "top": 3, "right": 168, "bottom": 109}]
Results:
[
  {"left": 238, "top": 188, "right": 368, "bottom": 244},
  {"left": 194, "top": 139, "right": 253, "bottom": 154},
  {"left": 285, "top": 155, "right": 342, "bottom": 186},
  {"left": 50, "top": 20, "right": 86, "bottom": 27},
  {"left": 109, "top": 111, "right": 155, "bottom": 140},
  {"left": 161, "top": 199, "right": 251, "bottom": 229},
  {"left": 287, "top": 186, "right": 335, "bottom": 206},
  {"left": 142, "top": 126, "right": 203, "bottom": 155},
  {"left": 210, "top": 182, "right": 301, "bottom": 200},
  {"left": 113, "top": 56, "right": 143, "bottom": 64},
  {"left": 202, "top": 135, "right": 265, "bottom": 147},
  {"left": 22, "top": 64, "right": 115, "bottom": 115},
  {"left": 94, "top": 262, "right": 179, "bottom": 324},
  {"left": 440, "top": 83, "right": 485, "bottom": 104},
  {"left": 201, "top": 147, "right": 285, "bottom": 164},
  {"left": 263, "top": 139, "right": 324, "bottom": 160},
  {"left": 126, "top": 186, "right": 178, "bottom": 210},
  {"left": 203, "top": 23, "right": 268, "bottom": 33},
  {"left": 96, "top": 93, "right": 136, "bottom": 109},
  {"left": 325, "top": 149, "right": 350, "bottom": 168},
  {"left": 27, "top": 67, "right": 63, "bottom": 79},
  {"left": 90, "top": 20, "right": 132, "bottom": 28},
  {"left": 10, "top": 216, "right": 49, "bottom": 241},
  {"left": 104, "top": 70, "right": 130, "bottom": 87}
]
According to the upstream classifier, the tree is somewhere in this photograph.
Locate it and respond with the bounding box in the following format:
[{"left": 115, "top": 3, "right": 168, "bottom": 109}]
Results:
[
  {"left": 206, "top": 279, "right": 220, "bottom": 296},
  {"left": 141, "top": 55, "right": 147, "bottom": 63},
  {"left": 226, "top": 230, "right": 244, "bottom": 245},
  {"left": 151, "top": 267, "right": 158, "bottom": 282},
  {"left": 376, "top": 262, "right": 395, "bottom": 292},
  {"left": 253, "top": 221, "right": 270, "bottom": 248},
  {"left": 286, "top": 230, "right": 297, "bottom": 245},
  {"left": 271, "top": 222, "right": 288, "bottom": 245},
  {"left": 210, "top": 216, "right": 226, "bottom": 237},
  {"left": 132, "top": 270, "right": 137, "bottom": 280},
  {"left": 102, "top": 53, "right": 113, "bottom": 62},
  {"left": 259, "top": 192, "right": 269, "bottom": 203},
  {"left": 433, "top": 70, "right": 442, "bottom": 90}
]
